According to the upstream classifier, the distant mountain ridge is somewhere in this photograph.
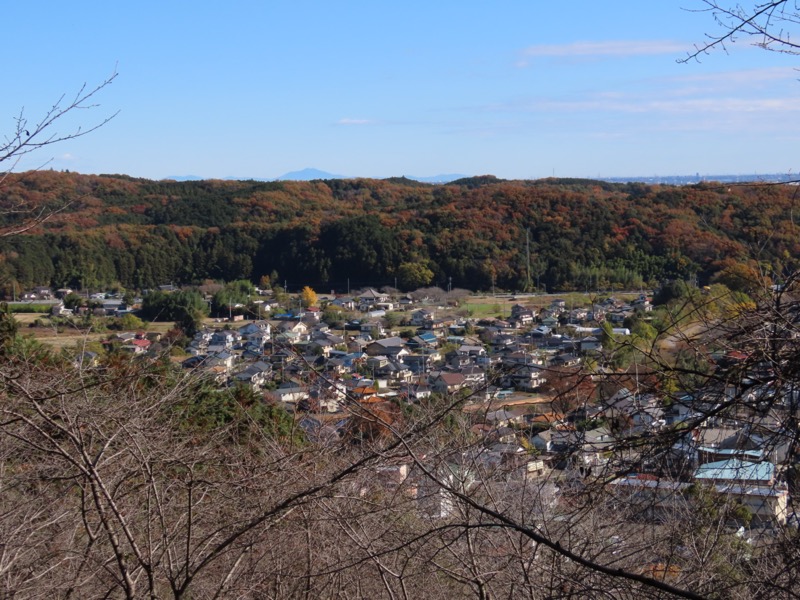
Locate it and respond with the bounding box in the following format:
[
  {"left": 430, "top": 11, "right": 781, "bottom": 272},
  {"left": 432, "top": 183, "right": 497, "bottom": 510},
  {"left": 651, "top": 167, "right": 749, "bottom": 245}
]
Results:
[
  {"left": 276, "top": 169, "right": 469, "bottom": 183},
  {"left": 166, "top": 170, "right": 470, "bottom": 183},
  {"left": 164, "top": 171, "right": 799, "bottom": 186},
  {"left": 276, "top": 168, "right": 344, "bottom": 181}
]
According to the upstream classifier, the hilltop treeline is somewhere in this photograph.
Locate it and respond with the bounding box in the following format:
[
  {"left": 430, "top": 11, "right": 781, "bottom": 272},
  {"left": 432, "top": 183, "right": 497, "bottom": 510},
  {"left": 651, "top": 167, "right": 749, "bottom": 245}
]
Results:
[{"left": 0, "top": 171, "right": 797, "bottom": 292}]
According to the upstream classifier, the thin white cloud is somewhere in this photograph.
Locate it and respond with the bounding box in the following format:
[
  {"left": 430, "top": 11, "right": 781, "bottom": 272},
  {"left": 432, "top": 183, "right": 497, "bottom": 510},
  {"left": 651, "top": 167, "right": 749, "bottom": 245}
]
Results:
[
  {"left": 671, "top": 66, "right": 799, "bottom": 84},
  {"left": 519, "top": 40, "right": 688, "bottom": 61},
  {"left": 491, "top": 91, "right": 800, "bottom": 116},
  {"left": 568, "top": 98, "right": 800, "bottom": 114},
  {"left": 516, "top": 40, "right": 689, "bottom": 68},
  {"left": 648, "top": 97, "right": 800, "bottom": 113},
  {"left": 337, "top": 118, "right": 372, "bottom": 125}
]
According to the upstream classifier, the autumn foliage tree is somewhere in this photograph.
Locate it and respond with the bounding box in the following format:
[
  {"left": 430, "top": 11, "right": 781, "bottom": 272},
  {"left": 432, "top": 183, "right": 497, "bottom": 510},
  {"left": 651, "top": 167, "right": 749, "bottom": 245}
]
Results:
[{"left": 300, "top": 285, "right": 318, "bottom": 308}]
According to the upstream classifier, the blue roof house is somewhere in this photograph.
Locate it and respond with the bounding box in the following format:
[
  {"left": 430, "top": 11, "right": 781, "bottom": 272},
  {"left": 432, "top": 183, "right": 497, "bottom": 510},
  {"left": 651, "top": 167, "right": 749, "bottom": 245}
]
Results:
[{"left": 693, "top": 459, "right": 775, "bottom": 487}]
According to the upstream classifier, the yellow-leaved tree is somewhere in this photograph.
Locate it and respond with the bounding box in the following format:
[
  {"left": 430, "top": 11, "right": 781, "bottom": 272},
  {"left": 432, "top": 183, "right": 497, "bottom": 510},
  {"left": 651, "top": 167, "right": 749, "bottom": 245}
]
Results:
[{"left": 300, "top": 285, "right": 318, "bottom": 308}]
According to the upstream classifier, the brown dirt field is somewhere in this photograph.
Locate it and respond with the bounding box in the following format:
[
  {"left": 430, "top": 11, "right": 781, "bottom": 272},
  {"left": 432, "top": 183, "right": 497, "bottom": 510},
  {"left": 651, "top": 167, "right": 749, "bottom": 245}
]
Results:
[
  {"left": 25, "top": 328, "right": 108, "bottom": 351},
  {"left": 18, "top": 316, "right": 265, "bottom": 352},
  {"left": 18, "top": 316, "right": 179, "bottom": 351}
]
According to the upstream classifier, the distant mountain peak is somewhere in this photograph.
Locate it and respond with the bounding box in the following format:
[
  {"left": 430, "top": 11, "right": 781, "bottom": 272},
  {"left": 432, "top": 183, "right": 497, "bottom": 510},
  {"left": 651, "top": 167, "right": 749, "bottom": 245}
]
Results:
[{"left": 277, "top": 168, "right": 344, "bottom": 181}]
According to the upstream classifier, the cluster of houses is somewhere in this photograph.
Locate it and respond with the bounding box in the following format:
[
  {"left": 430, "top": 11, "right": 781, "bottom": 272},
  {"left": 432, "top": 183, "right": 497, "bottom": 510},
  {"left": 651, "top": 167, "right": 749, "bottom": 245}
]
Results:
[
  {"left": 536, "top": 385, "right": 792, "bottom": 525},
  {"left": 12, "top": 285, "right": 140, "bottom": 318},
  {"left": 379, "top": 375, "right": 793, "bottom": 525},
  {"left": 177, "top": 291, "right": 640, "bottom": 413},
  {"left": 63, "top": 285, "right": 795, "bottom": 528}
]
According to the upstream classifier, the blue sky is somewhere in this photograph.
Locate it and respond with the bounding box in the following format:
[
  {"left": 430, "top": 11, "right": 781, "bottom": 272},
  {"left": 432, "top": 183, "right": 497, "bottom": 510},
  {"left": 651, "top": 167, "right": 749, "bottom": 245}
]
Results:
[{"left": 3, "top": 1, "right": 799, "bottom": 180}]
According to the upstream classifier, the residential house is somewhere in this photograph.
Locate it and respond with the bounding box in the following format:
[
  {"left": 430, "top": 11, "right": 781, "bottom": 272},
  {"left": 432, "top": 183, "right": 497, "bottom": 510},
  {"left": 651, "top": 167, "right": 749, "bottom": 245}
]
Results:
[
  {"left": 307, "top": 338, "right": 335, "bottom": 357},
  {"left": 540, "top": 315, "right": 559, "bottom": 328},
  {"left": 398, "top": 295, "right": 415, "bottom": 307},
  {"left": 272, "top": 383, "right": 310, "bottom": 407},
  {"left": 693, "top": 427, "right": 765, "bottom": 464},
  {"left": 549, "top": 353, "right": 581, "bottom": 368},
  {"left": 489, "top": 333, "right": 517, "bottom": 352},
  {"left": 374, "top": 360, "right": 414, "bottom": 385},
  {"left": 430, "top": 372, "right": 466, "bottom": 395},
  {"left": 365, "top": 336, "right": 407, "bottom": 357},
  {"left": 51, "top": 302, "right": 72, "bottom": 317},
  {"left": 483, "top": 408, "right": 526, "bottom": 428},
  {"left": 410, "top": 309, "right": 435, "bottom": 327},
  {"left": 129, "top": 338, "right": 151, "bottom": 353},
  {"left": 300, "top": 306, "right": 322, "bottom": 322},
  {"left": 358, "top": 289, "right": 389, "bottom": 311},
  {"left": 400, "top": 382, "right": 433, "bottom": 402},
  {"left": 210, "top": 329, "right": 240, "bottom": 349},
  {"left": 231, "top": 361, "right": 273, "bottom": 391},
  {"left": 694, "top": 458, "right": 776, "bottom": 487},
  {"left": 503, "top": 364, "right": 546, "bottom": 391},
  {"left": 610, "top": 475, "right": 789, "bottom": 526},
  {"left": 445, "top": 351, "right": 473, "bottom": 370},
  {"left": 457, "top": 344, "right": 487, "bottom": 359},
  {"left": 359, "top": 321, "right": 385, "bottom": 338},
  {"left": 588, "top": 305, "right": 606, "bottom": 322},
  {"left": 530, "top": 429, "right": 555, "bottom": 453},
  {"left": 460, "top": 365, "right": 486, "bottom": 388},
  {"left": 206, "top": 351, "right": 236, "bottom": 372},
  {"left": 580, "top": 336, "right": 602, "bottom": 353},
  {"left": 403, "top": 351, "right": 440, "bottom": 374},
  {"left": 574, "top": 426, "right": 616, "bottom": 469},
  {"left": 632, "top": 295, "right": 653, "bottom": 312},
  {"left": 407, "top": 331, "right": 439, "bottom": 350},
  {"left": 348, "top": 383, "right": 380, "bottom": 399},
  {"left": 238, "top": 321, "right": 271, "bottom": 346},
  {"left": 305, "top": 380, "right": 348, "bottom": 412},
  {"left": 510, "top": 304, "right": 536, "bottom": 327},
  {"left": 312, "top": 330, "right": 344, "bottom": 346},
  {"left": 600, "top": 388, "right": 665, "bottom": 432},
  {"left": 327, "top": 297, "right": 355, "bottom": 312},
  {"left": 275, "top": 320, "right": 309, "bottom": 342},
  {"left": 501, "top": 350, "right": 542, "bottom": 367},
  {"left": 568, "top": 307, "right": 589, "bottom": 322},
  {"left": 322, "top": 356, "right": 348, "bottom": 377},
  {"left": 347, "top": 338, "right": 370, "bottom": 354}
]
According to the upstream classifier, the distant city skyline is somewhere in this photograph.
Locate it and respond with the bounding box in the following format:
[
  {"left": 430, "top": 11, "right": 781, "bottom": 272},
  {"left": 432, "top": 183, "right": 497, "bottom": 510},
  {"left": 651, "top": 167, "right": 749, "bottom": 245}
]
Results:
[{"left": 3, "top": 1, "right": 799, "bottom": 181}]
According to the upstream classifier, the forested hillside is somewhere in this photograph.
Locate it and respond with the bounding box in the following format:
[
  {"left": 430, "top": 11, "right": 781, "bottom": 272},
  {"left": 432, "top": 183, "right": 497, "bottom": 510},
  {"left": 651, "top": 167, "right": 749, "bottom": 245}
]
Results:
[{"left": 0, "top": 170, "right": 797, "bottom": 293}]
